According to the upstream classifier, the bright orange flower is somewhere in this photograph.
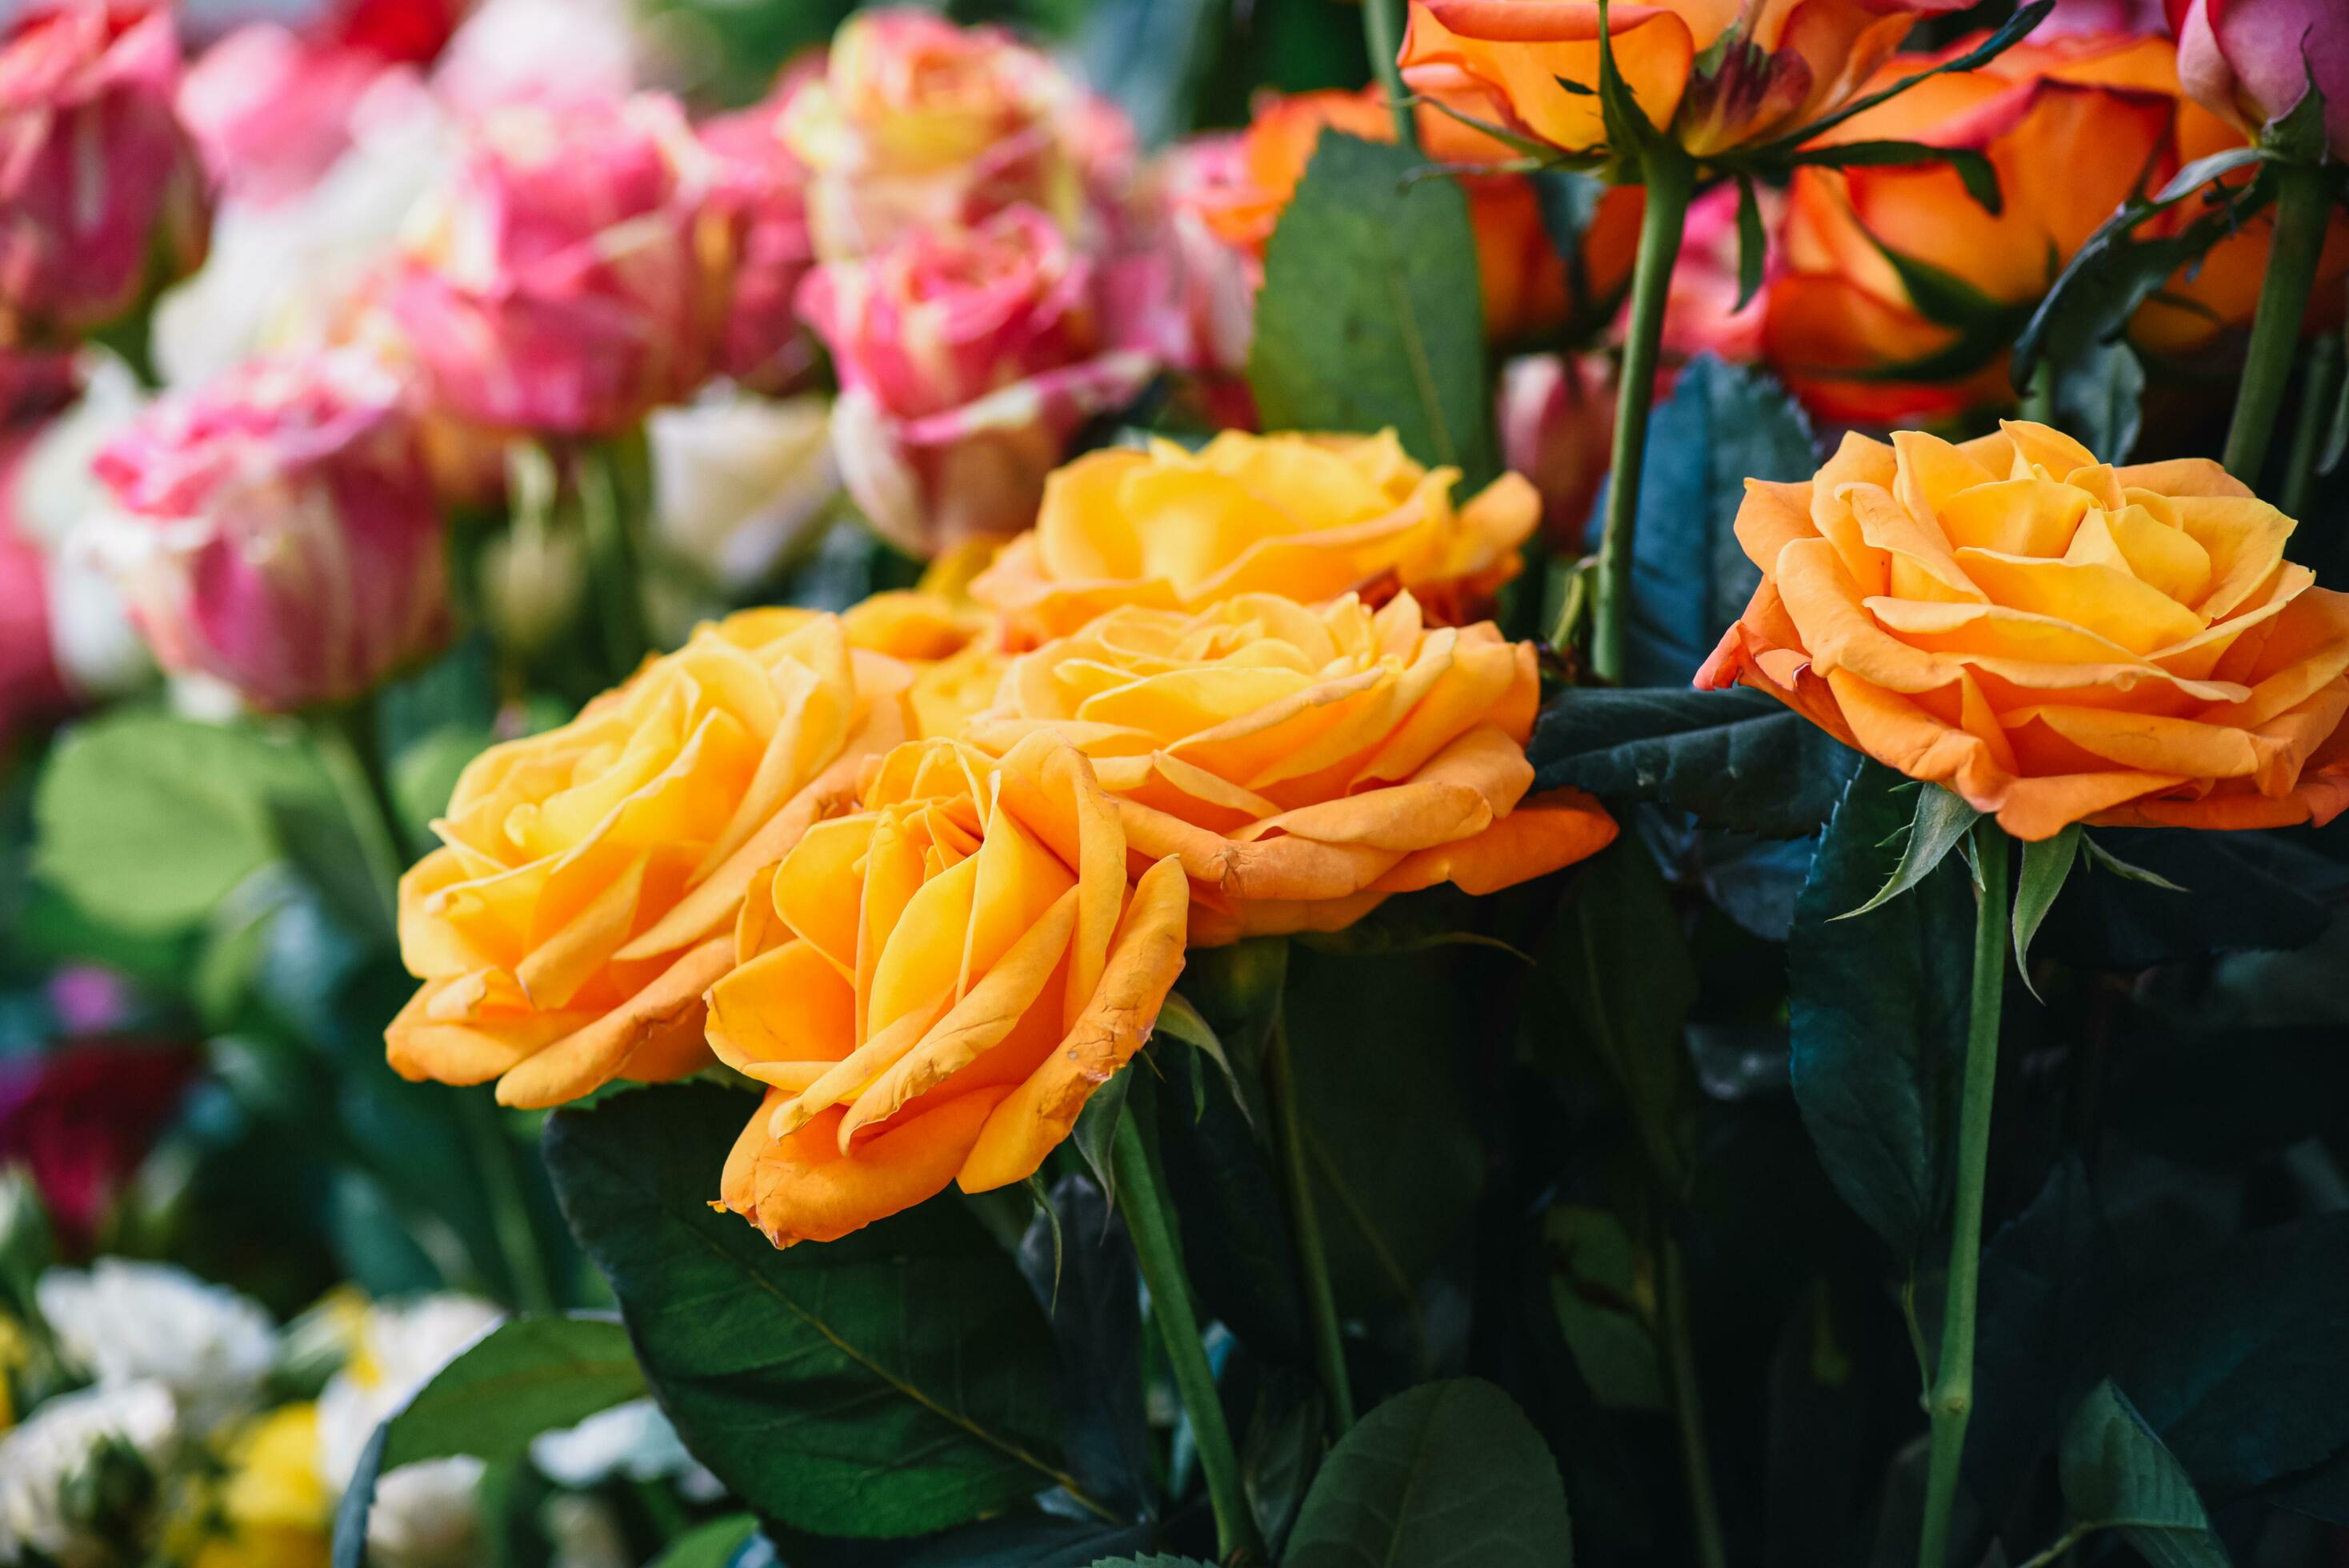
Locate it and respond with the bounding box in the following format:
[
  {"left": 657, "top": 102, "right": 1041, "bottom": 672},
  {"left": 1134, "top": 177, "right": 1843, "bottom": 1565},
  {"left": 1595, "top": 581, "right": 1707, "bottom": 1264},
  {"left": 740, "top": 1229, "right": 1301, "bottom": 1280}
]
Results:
[
  {"left": 1699, "top": 421, "right": 2349, "bottom": 840},
  {"left": 388, "top": 612, "right": 913, "bottom": 1107},
  {"left": 963, "top": 590, "right": 1617, "bottom": 942},
  {"left": 967, "top": 429, "right": 1540, "bottom": 645},
  {"left": 1762, "top": 34, "right": 2349, "bottom": 426},
  {"left": 710, "top": 734, "right": 1187, "bottom": 1246},
  {"left": 1397, "top": 0, "right": 1971, "bottom": 160},
  {"left": 1179, "top": 86, "right": 1643, "bottom": 343}
]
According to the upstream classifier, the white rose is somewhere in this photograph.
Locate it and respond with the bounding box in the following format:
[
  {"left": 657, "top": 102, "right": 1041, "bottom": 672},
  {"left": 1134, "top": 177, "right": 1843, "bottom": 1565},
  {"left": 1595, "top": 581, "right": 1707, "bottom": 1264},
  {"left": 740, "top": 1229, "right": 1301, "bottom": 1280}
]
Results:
[
  {"left": 650, "top": 390, "right": 840, "bottom": 593},
  {"left": 0, "top": 1381, "right": 176, "bottom": 1566},
  {"left": 36, "top": 1260, "right": 275, "bottom": 1438}
]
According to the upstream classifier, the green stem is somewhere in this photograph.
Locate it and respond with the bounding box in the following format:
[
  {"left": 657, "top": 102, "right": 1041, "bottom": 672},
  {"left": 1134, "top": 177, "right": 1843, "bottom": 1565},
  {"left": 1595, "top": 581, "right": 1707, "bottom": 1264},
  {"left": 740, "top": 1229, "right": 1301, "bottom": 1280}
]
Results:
[
  {"left": 306, "top": 698, "right": 403, "bottom": 937},
  {"left": 94, "top": 306, "right": 161, "bottom": 391},
  {"left": 2224, "top": 162, "right": 2334, "bottom": 484},
  {"left": 1915, "top": 818, "right": 2011, "bottom": 1568},
  {"left": 1363, "top": 0, "right": 1416, "bottom": 149},
  {"left": 2282, "top": 333, "right": 2341, "bottom": 518},
  {"left": 1657, "top": 1230, "right": 1728, "bottom": 1568},
  {"left": 577, "top": 438, "right": 650, "bottom": 681},
  {"left": 1580, "top": 149, "right": 1695, "bottom": 678},
  {"left": 1111, "top": 1110, "right": 1263, "bottom": 1563},
  {"left": 458, "top": 1090, "right": 555, "bottom": 1314},
  {"left": 1267, "top": 1010, "right": 1355, "bottom": 1435}
]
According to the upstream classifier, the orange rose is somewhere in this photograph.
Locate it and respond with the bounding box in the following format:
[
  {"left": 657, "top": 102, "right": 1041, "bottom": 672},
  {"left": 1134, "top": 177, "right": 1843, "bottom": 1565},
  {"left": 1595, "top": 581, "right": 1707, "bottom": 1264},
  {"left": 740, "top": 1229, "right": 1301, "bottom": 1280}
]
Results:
[
  {"left": 1179, "top": 86, "right": 1643, "bottom": 344},
  {"left": 962, "top": 591, "right": 1618, "bottom": 942},
  {"left": 1397, "top": 0, "right": 1971, "bottom": 160},
  {"left": 710, "top": 734, "right": 1188, "bottom": 1246},
  {"left": 967, "top": 429, "right": 1541, "bottom": 644},
  {"left": 1763, "top": 35, "right": 2349, "bottom": 425},
  {"left": 1698, "top": 420, "right": 2349, "bottom": 840},
  {"left": 388, "top": 612, "right": 913, "bottom": 1107}
]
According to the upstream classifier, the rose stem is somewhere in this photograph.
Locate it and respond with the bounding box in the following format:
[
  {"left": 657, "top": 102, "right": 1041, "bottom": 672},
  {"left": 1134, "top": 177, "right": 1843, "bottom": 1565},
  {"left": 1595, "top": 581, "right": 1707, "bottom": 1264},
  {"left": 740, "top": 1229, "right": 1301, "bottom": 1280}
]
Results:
[
  {"left": 460, "top": 1088, "right": 556, "bottom": 1313},
  {"left": 578, "top": 435, "right": 652, "bottom": 681},
  {"left": 1657, "top": 1224, "right": 1727, "bottom": 1568},
  {"left": 1915, "top": 818, "right": 2011, "bottom": 1568},
  {"left": 1267, "top": 1006, "right": 1356, "bottom": 1435},
  {"left": 2224, "top": 162, "right": 2334, "bottom": 484},
  {"left": 1112, "top": 1107, "right": 1264, "bottom": 1562},
  {"left": 2282, "top": 330, "right": 2341, "bottom": 518},
  {"left": 1363, "top": 0, "right": 1417, "bottom": 149},
  {"left": 1580, "top": 148, "right": 1695, "bottom": 678}
]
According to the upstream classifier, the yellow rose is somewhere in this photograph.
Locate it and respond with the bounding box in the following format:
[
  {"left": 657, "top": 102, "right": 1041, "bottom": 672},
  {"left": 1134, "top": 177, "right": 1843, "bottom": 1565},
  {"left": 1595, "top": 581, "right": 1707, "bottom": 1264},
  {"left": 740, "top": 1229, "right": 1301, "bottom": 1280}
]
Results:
[
  {"left": 187, "top": 1405, "right": 329, "bottom": 1568},
  {"left": 966, "top": 430, "right": 1541, "bottom": 644},
  {"left": 709, "top": 734, "right": 1188, "bottom": 1246},
  {"left": 963, "top": 591, "right": 1619, "bottom": 942},
  {"left": 1699, "top": 421, "right": 2349, "bottom": 839},
  {"left": 390, "top": 612, "right": 914, "bottom": 1107}
]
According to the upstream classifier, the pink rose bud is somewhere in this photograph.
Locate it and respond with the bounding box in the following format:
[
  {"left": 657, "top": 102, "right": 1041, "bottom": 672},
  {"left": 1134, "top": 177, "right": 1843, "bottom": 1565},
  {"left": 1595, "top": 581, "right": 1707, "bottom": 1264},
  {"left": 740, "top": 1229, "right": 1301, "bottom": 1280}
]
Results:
[
  {"left": 1500, "top": 354, "right": 1618, "bottom": 548},
  {"left": 796, "top": 204, "right": 1162, "bottom": 553},
  {"left": 782, "top": 8, "right": 1086, "bottom": 261},
  {"left": 0, "top": 2, "right": 211, "bottom": 346},
  {"left": 700, "top": 66, "right": 822, "bottom": 395},
  {"left": 388, "top": 92, "right": 731, "bottom": 437},
  {"left": 92, "top": 352, "right": 450, "bottom": 711},
  {"left": 2170, "top": 0, "right": 2349, "bottom": 158}
]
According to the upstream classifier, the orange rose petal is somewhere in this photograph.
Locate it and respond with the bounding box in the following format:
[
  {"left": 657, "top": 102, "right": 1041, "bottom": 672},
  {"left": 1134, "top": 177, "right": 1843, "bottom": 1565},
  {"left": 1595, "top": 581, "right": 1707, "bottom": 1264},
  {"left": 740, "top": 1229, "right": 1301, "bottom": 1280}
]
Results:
[
  {"left": 704, "top": 940, "right": 857, "bottom": 1079},
  {"left": 1369, "top": 787, "right": 1619, "bottom": 894},
  {"left": 492, "top": 936, "right": 733, "bottom": 1109},
  {"left": 734, "top": 1093, "right": 1008, "bottom": 1248}
]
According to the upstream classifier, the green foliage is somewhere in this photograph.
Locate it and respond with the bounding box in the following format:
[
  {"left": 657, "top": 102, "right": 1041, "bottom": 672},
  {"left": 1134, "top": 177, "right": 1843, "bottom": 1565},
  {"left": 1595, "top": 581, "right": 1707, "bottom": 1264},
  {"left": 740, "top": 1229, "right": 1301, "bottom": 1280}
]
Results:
[
  {"left": 2056, "top": 1381, "right": 2231, "bottom": 1568},
  {"left": 1286, "top": 1380, "right": 1574, "bottom": 1566},
  {"left": 378, "top": 1314, "right": 644, "bottom": 1469},
  {"left": 646, "top": 1514, "right": 760, "bottom": 1568},
  {"left": 542, "top": 1083, "right": 1078, "bottom": 1538},
  {"left": 1835, "top": 783, "right": 1976, "bottom": 922},
  {"left": 1249, "top": 132, "right": 1499, "bottom": 486},
  {"left": 1530, "top": 686, "right": 1858, "bottom": 836}
]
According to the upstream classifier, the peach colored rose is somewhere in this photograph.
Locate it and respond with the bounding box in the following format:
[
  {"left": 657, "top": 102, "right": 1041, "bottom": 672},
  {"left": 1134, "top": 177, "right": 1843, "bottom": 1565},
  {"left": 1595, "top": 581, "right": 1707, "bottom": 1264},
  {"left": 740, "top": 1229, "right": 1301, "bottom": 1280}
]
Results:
[
  {"left": 389, "top": 610, "right": 913, "bottom": 1107},
  {"left": 1698, "top": 419, "right": 2349, "bottom": 839},
  {"left": 710, "top": 734, "right": 1188, "bottom": 1246},
  {"left": 968, "top": 429, "right": 1542, "bottom": 645},
  {"left": 963, "top": 590, "right": 1619, "bottom": 942}
]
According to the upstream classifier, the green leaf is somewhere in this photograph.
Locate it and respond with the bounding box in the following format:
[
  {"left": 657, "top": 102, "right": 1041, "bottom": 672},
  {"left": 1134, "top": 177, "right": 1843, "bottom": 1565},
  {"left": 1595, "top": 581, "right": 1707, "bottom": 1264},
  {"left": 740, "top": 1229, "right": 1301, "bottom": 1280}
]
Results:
[
  {"left": 2082, "top": 833, "right": 2186, "bottom": 893},
  {"left": 2052, "top": 338, "right": 2145, "bottom": 462},
  {"left": 34, "top": 710, "right": 338, "bottom": 933},
  {"left": 2056, "top": 1381, "right": 2231, "bottom": 1568},
  {"left": 379, "top": 1315, "right": 643, "bottom": 1470},
  {"left": 647, "top": 1514, "right": 761, "bottom": 1568},
  {"left": 1593, "top": 0, "right": 1675, "bottom": 175},
  {"left": 2011, "top": 824, "right": 2081, "bottom": 983},
  {"left": 1787, "top": 762, "right": 1972, "bottom": 1257},
  {"left": 1544, "top": 1205, "right": 1663, "bottom": 1411},
  {"left": 1529, "top": 686, "right": 1859, "bottom": 837},
  {"left": 1734, "top": 175, "right": 1766, "bottom": 307},
  {"left": 1250, "top": 132, "right": 1499, "bottom": 486},
  {"left": 1286, "top": 1380, "right": 1573, "bottom": 1566},
  {"left": 1087, "top": 1559, "right": 1216, "bottom": 1567},
  {"left": 542, "top": 1083, "right": 1080, "bottom": 1538},
  {"left": 1835, "top": 784, "right": 1978, "bottom": 921},
  {"left": 1784, "top": 140, "right": 2002, "bottom": 214},
  {"left": 1154, "top": 992, "right": 1248, "bottom": 1126},
  {"left": 330, "top": 1421, "right": 390, "bottom": 1568},
  {"left": 1542, "top": 840, "right": 1697, "bottom": 1190}
]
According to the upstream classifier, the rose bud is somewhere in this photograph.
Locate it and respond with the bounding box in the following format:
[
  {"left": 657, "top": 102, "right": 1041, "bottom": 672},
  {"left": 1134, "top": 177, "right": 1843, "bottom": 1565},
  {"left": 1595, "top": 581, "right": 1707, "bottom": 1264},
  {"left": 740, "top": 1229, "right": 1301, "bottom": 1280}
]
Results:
[
  {"left": 2170, "top": 0, "right": 2348, "bottom": 159},
  {"left": 0, "top": 1039, "right": 198, "bottom": 1253},
  {"left": 780, "top": 7, "right": 1085, "bottom": 261},
  {"left": 795, "top": 204, "right": 1163, "bottom": 555},
  {"left": 968, "top": 427, "right": 1540, "bottom": 645},
  {"left": 0, "top": 2, "right": 211, "bottom": 347},
  {"left": 964, "top": 591, "right": 1618, "bottom": 942},
  {"left": 710, "top": 734, "right": 1189, "bottom": 1246},
  {"left": 1499, "top": 354, "right": 1617, "bottom": 546},
  {"left": 389, "top": 611, "right": 918, "bottom": 1108},
  {"left": 1699, "top": 419, "right": 2349, "bottom": 838},
  {"left": 387, "top": 91, "right": 732, "bottom": 438},
  {"left": 90, "top": 351, "right": 450, "bottom": 711},
  {"left": 698, "top": 66, "right": 822, "bottom": 395}
]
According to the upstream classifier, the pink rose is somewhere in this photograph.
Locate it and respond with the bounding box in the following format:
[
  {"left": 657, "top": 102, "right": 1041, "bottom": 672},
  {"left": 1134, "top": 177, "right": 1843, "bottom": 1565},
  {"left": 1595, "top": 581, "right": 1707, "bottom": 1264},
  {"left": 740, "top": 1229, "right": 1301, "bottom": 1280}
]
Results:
[
  {"left": 700, "top": 66, "right": 822, "bottom": 395},
  {"left": 93, "top": 351, "right": 450, "bottom": 711},
  {"left": 782, "top": 8, "right": 1086, "bottom": 261},
  {"left": 1499, "top": 354, "right": 1616, "bottom": 547},
  {"left": 2169, "top": 0, "right": 2349, "bottom": 158},
  {"left": 0, "top": 504, "right": 68, "bottom": 742},
  {"left": 0, "top": 1039, "right": 198, "bottom": 1254},
  {"left": 0, "top": 2, "right": 210, "bottom": 346},
  {"left": 178, "top": 23, "right": 415, "bottom": 207},
  {"left": 388, "top": 92, "right": 730, "bottom": 437},
  {"left": 1158, "top": 132, "right": 1262, "bottom": 378},
  {"left": 1656, "top": 181, "right": 1775, "bottom": 366},
  {"left": 797, "top": 204, "right": 1162, "bottom": 552},
  {"left": 0, "top": 345, "right": 78, "bottom": 425}
]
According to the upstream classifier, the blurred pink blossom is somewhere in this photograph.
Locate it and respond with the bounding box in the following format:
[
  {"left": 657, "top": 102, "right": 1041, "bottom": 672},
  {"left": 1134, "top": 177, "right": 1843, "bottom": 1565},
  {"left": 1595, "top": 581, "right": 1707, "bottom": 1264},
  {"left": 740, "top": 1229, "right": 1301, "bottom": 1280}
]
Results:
[
  {"left": 0, "top": 1039, "right": 198, "bottom": 1253},
  {"left": 699, "top": 63, "right": 823, "bottom": 395},
  {"left": 2171, "top": 0, "right": 2349, "bottom": 158}
]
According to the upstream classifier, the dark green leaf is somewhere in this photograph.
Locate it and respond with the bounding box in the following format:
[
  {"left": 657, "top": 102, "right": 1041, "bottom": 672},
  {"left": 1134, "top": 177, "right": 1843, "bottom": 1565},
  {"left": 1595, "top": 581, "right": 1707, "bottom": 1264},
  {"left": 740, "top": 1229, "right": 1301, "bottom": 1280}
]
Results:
[
  {"left": 379, "top": 1315, "right": 641, "bottom": 1470},
  {"left": 762, "top": 1514, "right": 1155, "bottom": 1568},
  {"left": 1086, "top": 1558, "right": 1215, "bottom": 1567},
  {"left": 1240, "top": 1370, "right": 1326, "bottom": 1552},
  {"left": 649, "top": 1514, "right": 760, "bottom": 1568},
  {"left": 1735, "top": 176, "right": 1766, "bottom": 307},
  {"left": 1072, "top": 1059, "right": 1136, "bottom": 1208},
  {"left": 330, "top": 1420, "right": 390, "bottom": 1568},
  {"left": 1529, "top": 686, "right": 1858, "bottom": 837},
  {"left": 1015, "top": 1174, "right": 1152, "bottom": 1519},
  {"left": 2080, "top": 835, "right": 2185, "bottom": 891},
  {"left": 1250, "top": 132, "right": 1499, "bottom": 485},
  {"left": 2011, "top": 824, "right": 2080, "bottom": 983},
  {"left": 2034, "top": 828, "right": 2330, "bottom": 968},
  {"left": 1150, "top": 1043, "right": 1303, "bottom": 1360},
  {"left": 2052, "top": 338, "right": 2144, "bottom": 462},
  {"left": 1155, "top": 993, "right": 1248, "bottom": 1126},
  {"left": 1836, "top": 784, "right": 1978, "bottom": 921},
  {"left": 543, "top": 1084, "right": 1078, "bottom": 1538},
  {"left": 1544, "top": 1205, "right": 1663, "bottom": 1411},
  {"left": 1784, "top": 141, "right": 2001, "bottom": 214},
  {"left": 1593, "top": 0, "right": 1675, "bottom": 175},
  {"left": 1787, "top": 762, "right": 1973, "bottom": 1256},
  {"left": 2057, "top": 1381, "right": 2231, "bottom": 1568},
  {"left": 2107, "top": 1026, "right": 2349, "bottom": 1166},
  {"left": 1287, "top": 1379, "right": 1574, "bottom": 1566}
]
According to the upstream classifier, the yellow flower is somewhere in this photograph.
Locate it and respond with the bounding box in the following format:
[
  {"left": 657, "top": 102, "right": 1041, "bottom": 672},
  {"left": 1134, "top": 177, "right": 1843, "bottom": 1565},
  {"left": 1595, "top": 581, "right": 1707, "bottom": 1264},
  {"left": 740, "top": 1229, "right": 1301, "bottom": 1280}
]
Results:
[
  {"left": 188, "top": 1405, "right": 329, "bottom": 1568},
  {"left": 390, "top": 611, "right": 914, "bottom": 1107},
  {"left": 1700, "top": 421, "right": 2349, "bottom": 839},
  {"left": 966, "top": 591, "right": 1617, "bottom": 941},
  {"left": 710, "top": 734, "right": 1188, "bottom": 1246},
  {"left": 967, "top": 430, "right": 1541, "bottom": 644}
]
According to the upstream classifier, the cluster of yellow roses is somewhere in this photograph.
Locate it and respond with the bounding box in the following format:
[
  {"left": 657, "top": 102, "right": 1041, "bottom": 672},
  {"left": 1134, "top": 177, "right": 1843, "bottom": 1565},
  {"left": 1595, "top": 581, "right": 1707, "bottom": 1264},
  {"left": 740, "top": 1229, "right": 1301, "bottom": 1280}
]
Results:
[{"left": 386, "top": 431, "right": 1619, "bottom": 1246}]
